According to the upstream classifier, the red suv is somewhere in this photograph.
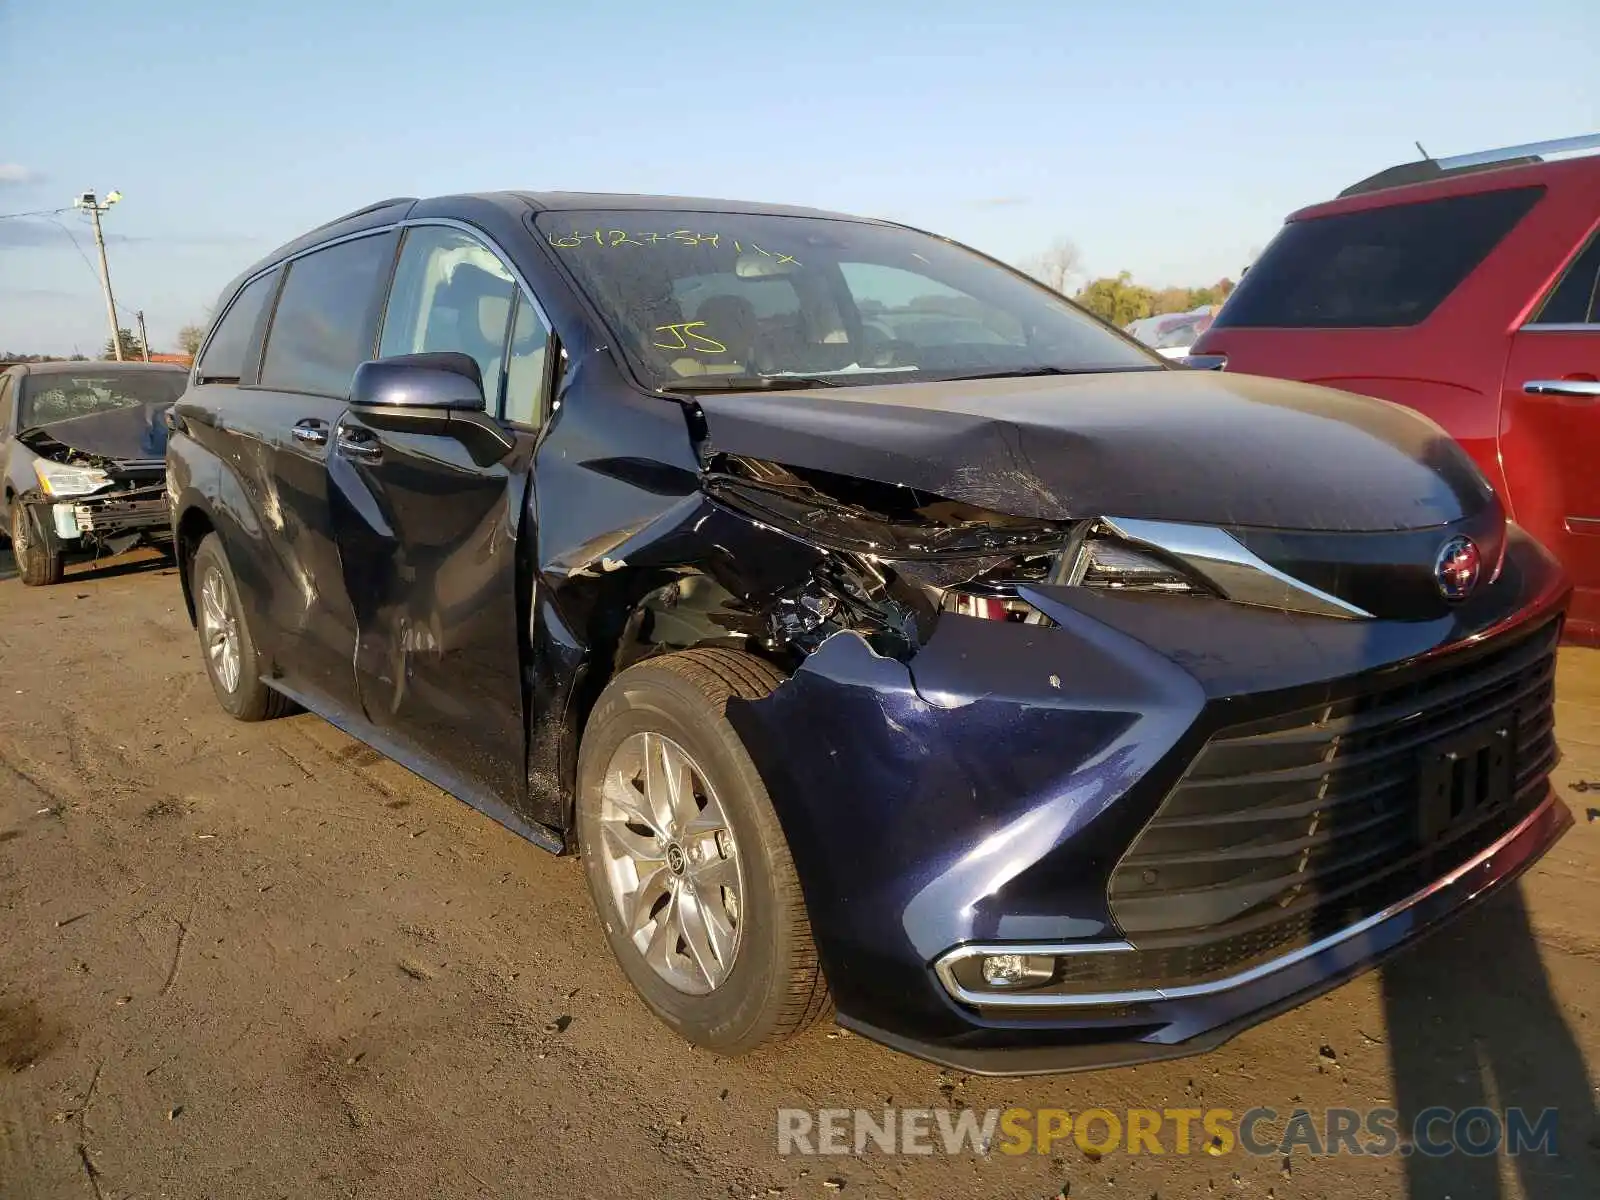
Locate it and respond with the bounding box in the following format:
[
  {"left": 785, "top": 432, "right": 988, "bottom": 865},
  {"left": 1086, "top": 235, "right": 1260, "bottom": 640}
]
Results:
[{"left": 1191, "top": 135, "right": 1600, "bottom": 643}]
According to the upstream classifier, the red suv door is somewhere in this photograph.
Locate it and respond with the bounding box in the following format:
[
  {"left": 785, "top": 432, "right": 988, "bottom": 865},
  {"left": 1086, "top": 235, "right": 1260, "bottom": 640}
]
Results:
[{"left": 1500, "top": 226, "right": 1600, "bottom": 638}]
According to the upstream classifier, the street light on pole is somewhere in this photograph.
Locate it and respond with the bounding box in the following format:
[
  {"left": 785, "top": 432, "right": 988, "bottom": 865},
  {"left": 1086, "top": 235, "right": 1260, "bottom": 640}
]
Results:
[{"left": 73, "top": 190, "right": 124, "bottom": 361}]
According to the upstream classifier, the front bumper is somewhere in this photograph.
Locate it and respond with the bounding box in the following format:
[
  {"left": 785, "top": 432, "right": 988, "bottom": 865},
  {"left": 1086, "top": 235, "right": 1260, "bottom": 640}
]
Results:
[
  {"left": 50, "top": 483, "right": 169, "bottom": 547},
  {"left": 871, "top": 791, "right": 1569, "bottom": 1075},
  {"left": 729, "top": 524, "right": 1572, "bottom": 1074}
]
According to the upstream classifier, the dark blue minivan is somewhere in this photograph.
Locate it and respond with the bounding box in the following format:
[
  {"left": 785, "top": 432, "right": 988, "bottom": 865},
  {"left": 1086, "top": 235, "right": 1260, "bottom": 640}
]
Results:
[{"left": 165, "top": 192, "right": 1571, "bottom": 1073}]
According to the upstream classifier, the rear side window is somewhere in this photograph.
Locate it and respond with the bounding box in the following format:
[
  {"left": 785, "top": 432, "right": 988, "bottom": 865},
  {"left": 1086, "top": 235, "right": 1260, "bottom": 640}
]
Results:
[
  {"left": 261, "top": 233, "right": 398, "bottom": 397},
  {"left": 0, "top": 375, "right": 14, "bottom": 432},
  {"left": 1531, "top": 227, "right": 1600, "bottom": 325},
  {"left": 1215, "top": 187, "right": 1543, "bottom": 329},
  {"left": 197, "top": 271, "right": 277, "bottom": 384}
]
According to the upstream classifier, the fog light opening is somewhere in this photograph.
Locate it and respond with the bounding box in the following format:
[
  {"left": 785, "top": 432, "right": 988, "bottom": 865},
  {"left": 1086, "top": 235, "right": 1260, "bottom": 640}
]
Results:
[{"left": 979, "top": 952, "right": 1056, "bottom": 988}]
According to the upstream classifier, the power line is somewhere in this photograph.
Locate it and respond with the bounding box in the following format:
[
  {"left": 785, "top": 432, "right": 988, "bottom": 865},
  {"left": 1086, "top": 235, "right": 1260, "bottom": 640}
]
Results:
[
  {"left": 0, "top": 206, "right": 73, "bottom": 221},
  {"left": 43, "top": 215, "right": 106, "bottom": 288}
]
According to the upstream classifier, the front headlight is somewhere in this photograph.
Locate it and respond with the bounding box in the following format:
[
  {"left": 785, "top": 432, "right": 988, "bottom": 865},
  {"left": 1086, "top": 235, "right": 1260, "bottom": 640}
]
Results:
[
  {"left": 1073, "top": 537, "right": 1202, "bottom": 594},
  {"left": 33, "top": 460, "right": 111, "bottom": 498}
]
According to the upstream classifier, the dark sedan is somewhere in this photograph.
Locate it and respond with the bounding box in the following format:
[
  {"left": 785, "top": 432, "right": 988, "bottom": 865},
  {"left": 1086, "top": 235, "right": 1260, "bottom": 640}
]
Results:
[
  {"left": 165, "top": 192, "right": 1570, "bottom": 1074},
  {"left": 1, "top": 360, "right": 186, "bottom": 585}
]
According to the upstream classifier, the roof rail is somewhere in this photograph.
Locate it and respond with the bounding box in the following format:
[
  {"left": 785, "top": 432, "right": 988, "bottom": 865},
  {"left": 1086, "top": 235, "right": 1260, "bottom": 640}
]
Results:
[
  {"left": 1436, "top": 132, "right": 1600, "bottom": 170},
  {"left": 1338, "top": 132, "right": 1600, "bottom": 199},
  {"left": 307, "top": 196, "right": 417, "bottom": 234}
]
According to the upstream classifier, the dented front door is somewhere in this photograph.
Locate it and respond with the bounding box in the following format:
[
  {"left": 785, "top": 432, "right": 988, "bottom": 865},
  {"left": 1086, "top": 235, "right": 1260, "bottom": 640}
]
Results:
[{"left": 327, "top": 408, "right": 536, "bottom": 809}]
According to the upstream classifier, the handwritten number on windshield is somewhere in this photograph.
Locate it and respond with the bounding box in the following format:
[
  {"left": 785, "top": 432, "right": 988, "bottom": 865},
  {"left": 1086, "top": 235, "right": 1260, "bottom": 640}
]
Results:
[{"left": 548, "top": 230, "right": 801, "bottom": 265}]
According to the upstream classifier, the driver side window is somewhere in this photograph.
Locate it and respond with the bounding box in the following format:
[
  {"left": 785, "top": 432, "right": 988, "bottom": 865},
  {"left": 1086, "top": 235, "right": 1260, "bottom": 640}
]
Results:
[{"left": 379, "top": 227, "right": 518, "bottom": 412}]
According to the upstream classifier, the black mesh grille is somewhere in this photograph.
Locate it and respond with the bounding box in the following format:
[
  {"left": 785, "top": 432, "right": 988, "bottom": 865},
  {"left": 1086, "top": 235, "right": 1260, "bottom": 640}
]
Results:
[{"left": 1081, "top": 618, "right": 1559, "bottom": 994}]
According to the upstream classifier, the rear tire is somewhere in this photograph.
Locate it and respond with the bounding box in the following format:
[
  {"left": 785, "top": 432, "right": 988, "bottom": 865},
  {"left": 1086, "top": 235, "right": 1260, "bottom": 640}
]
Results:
[
  {"left": 191, "top": 533, "right": 292, "bottom": 721},
  {"left": 576, "top": 648, "right": 830, "bottom": 1055},
  {"left": 12, "top": 502, "right": 64, "bottom": 587}
]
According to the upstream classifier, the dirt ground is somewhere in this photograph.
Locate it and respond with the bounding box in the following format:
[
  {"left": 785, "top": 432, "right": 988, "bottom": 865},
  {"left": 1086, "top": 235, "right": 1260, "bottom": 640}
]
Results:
[{"left": 1, "top": 547, "right": 1597, "bottom": 1200}]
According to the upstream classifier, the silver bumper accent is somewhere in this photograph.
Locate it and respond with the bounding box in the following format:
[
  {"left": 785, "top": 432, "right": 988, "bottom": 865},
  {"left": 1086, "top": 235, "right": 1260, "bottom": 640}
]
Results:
[{"left": 934, "top": 792, "right": 1562, "bottom": 1009}]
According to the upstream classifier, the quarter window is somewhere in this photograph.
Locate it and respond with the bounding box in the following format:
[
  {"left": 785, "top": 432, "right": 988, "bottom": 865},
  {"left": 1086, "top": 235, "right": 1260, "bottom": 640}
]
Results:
[
  {"left": 379, "top": 227, "right": 518, "bottom": 412},
  {"left": 1215, "top": 187, "right": 1543, "bottom": 329},
  {"left": 503, "top": 294, "right": 553, "bottom": 426},
  {"left": 1531, "top": 228, "right": 1600, "bottom": 325},
  {"left": 197, "top": 271, "right": 277, "bottom": 384},
  {"left": 260, "top": 233, "right": 397, "bottom": 397}
]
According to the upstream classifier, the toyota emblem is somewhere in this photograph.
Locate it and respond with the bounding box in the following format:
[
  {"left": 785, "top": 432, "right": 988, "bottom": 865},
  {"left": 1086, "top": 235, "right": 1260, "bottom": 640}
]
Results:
[{"left": 1434, "top": 536, "right": 1481, "bottom": 601}]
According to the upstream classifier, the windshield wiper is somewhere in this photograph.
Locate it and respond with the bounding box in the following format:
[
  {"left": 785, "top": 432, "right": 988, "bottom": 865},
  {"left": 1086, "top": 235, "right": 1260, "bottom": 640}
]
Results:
[
  {"left": 659, "top": 375, "right": 841, "bottom": 393},
  {"left": 937, "top": 365, "right": 1161, "bottom": 382}
]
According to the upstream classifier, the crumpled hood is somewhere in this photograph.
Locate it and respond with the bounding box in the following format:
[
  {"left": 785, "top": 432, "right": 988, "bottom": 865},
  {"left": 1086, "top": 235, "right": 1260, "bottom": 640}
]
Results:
[
  {"left": 19, "top": 403, "right": 169, "bottom": 462},
  {"left": 692, "top": 370, "right": 1495, "bottom": 532}
]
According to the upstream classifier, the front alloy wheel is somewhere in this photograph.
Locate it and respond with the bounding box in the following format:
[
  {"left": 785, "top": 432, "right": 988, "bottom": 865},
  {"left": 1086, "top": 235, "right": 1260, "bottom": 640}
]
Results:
[
  {"left": 597, "top": 731, "right": 744, "bottom": 995},
  {"left": 11, "top": 502, "right": 64, "bottom": 586},
  {"left": 577, "top": 648, "right": 831, "bottom": 1055}
]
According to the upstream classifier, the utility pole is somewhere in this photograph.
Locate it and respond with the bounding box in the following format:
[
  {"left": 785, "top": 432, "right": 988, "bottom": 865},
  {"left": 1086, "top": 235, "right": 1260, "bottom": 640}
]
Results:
[
  {"left": 135, "top": 310, "right": 151, "bottom": 361},
  {"left": 74, "top": 190, "right": 124, "bottom": 360}
]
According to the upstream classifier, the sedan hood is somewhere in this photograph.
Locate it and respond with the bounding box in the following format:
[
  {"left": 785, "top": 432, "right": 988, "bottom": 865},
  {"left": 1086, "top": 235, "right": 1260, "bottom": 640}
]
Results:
[
  {"left": 18, "top": 403, "right": 169, "bottom": 462},
  {"left": 691, "top": 371, "right": 1494, "bottom": 532}
]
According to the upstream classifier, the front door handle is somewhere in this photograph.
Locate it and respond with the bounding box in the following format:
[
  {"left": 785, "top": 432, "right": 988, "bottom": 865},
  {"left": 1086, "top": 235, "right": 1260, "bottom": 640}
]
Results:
[
  {"left": 291, "top": 418, "right": 330, "bottom": 446},
  {"left": 336, "top": 427, "right": 383, "bottom": 462},
  {"left": 1523, "top": 379, "right": 1600, "bottom": 402}
]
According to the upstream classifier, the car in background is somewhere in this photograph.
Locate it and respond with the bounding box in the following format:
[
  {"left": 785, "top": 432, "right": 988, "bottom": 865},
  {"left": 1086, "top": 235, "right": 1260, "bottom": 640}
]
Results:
[
  {"left": 0, "top": 361, "right": 186, "bottom": 585},
  {"left": 1125, "top": 305, "right": 1215, "bottom": 358},
  {"left": 1189, "top": 133, "right": 1600, "bottom": 643},
  {"left": 167, "top": 192, "right": 1568, "bottom": 1074}
]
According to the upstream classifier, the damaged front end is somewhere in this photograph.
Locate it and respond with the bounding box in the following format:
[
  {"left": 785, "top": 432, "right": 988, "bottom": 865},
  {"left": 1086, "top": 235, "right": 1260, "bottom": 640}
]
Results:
[
  {"left": 657, "top": 444, "right": 1569, "bottom": 1073},
  {"left": 702, "top": 452, "right": 1225, "bottom": 663},
  {"left": 16, "top": 426, "right": 170, "bottom": 557}
]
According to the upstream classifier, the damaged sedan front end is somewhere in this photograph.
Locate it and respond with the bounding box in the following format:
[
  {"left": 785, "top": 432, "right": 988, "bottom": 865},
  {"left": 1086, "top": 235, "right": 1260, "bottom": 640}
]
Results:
[{"left": 2, "top": 362, "right": 186, "bottom": 586}]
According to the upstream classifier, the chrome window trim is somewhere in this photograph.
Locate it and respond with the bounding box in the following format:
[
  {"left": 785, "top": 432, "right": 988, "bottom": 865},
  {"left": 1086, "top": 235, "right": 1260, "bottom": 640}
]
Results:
[
  {"left": 933, "top": 795, "right": 1556, "bottom": 1009},
  {"left": 1519, "top": 322, "right": 1600, "bottom": 332}
]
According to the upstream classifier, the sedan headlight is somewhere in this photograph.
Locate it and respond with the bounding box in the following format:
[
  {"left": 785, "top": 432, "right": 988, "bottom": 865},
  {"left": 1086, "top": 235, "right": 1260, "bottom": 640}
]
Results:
[{"left": 33, "top": 460, "right": 111, "bottom": 498}]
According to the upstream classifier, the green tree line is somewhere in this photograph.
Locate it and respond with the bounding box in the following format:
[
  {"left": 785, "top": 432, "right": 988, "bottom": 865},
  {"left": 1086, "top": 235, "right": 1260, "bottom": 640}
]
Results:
[{"left": 1022, "top": 238, "right": 1236, "bottom": 326}]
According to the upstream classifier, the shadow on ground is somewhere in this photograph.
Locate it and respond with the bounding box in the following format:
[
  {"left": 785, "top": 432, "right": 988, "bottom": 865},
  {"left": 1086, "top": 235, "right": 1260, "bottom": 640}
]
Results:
[
  {"left": 1381, "top": 883, "right": 1599, "bottom": 1198},
  {"left": 0, "top": 544, "right": 171, "bottom": 588}
]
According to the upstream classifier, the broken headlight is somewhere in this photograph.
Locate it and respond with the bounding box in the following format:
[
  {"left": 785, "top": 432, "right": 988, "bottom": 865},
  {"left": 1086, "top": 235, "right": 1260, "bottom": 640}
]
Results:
[
  {"left": 33, "top": 459, "right": 111, "bottom": 498},
  {"left": 1072, "top": 537, "right": 1200, "bottom": 593},
  {"left": 940, "top": 589, "right": 1053, "bottom": 623}
]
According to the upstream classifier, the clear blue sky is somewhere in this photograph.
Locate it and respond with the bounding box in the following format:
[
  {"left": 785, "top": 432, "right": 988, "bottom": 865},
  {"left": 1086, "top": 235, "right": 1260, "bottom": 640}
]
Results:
[{"left": 2, "top": 0, "right": 1596, "bottom": 355}]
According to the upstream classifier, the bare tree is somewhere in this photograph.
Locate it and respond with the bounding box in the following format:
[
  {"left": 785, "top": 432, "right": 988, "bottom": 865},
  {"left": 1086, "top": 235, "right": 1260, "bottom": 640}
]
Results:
[
  {"left": 177, "top": 323, "right": 206, "bottom": 358},
  {"left": 1022, "top": 238, "right": 1084, "bottom": 295}
]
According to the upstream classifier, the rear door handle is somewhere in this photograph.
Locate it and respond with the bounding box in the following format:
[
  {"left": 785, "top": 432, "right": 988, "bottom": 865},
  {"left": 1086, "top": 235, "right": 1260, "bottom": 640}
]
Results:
[
  {"left": 291, "top": 418, "right": 330, "bottom": 446},
  {"left": 336, "top": 427, "right": 382, "bottom": 462},
  {"left": 1523, "top": 379, "right": 1600, "bottom": 402}
]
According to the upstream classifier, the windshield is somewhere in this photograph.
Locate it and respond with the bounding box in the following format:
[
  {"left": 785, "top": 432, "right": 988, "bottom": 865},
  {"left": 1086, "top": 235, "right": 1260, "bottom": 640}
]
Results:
[
  {"left": 19, "top": 369, "right": 186, "bottom": 427},
  {"left": 536, "top": 210, "right": 1158, "bottom": 388},
  {"left": 1151, "top": 313, "right": 1211, "bottom": 349}
]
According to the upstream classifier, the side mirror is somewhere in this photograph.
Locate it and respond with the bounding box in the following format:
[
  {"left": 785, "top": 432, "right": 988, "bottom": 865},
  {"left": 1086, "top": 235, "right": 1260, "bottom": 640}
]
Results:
[{"left": 351, "top": 352, "right": 486, "bottom": 412}]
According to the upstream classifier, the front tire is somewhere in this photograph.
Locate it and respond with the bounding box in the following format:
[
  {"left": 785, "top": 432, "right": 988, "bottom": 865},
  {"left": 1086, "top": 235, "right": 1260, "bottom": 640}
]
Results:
[
  {"left": 576, "top": 648, "right": 830, "bottom": 1055},
  {"left": 11, "top": 502, "right": 64, "bottom": 586},
  {"left": 191, "top": 533, "right": 292, "bottom": 721}
]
